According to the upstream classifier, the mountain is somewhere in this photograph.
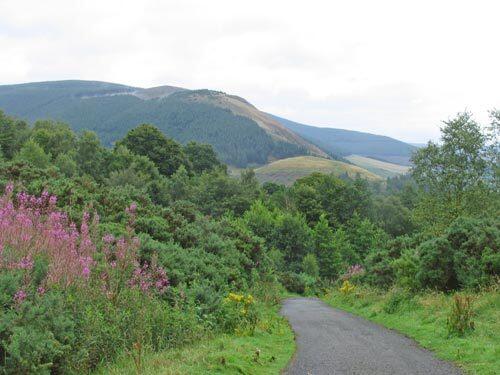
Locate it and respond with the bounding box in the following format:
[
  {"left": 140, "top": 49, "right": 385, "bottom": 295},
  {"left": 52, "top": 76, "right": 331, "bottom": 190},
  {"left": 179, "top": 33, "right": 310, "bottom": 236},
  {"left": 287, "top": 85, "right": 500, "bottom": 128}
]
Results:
[
  {"left": 0, "top": 80, "right": 326, "bottom": 167},
  {"left": 271, "top": 115, "right": 416, "bottom": 166},
  {"left": 254, "top": 156, "right": 382, "bottom": 186}
]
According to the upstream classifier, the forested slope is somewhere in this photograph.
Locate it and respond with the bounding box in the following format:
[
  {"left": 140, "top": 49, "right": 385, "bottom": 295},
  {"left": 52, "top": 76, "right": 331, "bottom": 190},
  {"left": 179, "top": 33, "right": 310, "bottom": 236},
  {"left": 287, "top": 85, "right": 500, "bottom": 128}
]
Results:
[
  {"left": 0, "top": 81, "right": 325, "bottom": 167},
  {"left": 272, "top": 114, "right": 417, "bottom": 165}
]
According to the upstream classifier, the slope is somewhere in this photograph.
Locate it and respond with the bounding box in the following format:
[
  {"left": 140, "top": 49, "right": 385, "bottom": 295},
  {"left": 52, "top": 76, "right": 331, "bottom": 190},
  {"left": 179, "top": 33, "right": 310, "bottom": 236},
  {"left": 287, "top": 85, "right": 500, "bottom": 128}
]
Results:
[
  {"left": 345, "top": 155, "right": 410, "bottom": 178},
  {"left": 0, "top": 80, "right": 325, "bottom": 167},
  {"left": 254, "top": 156, "right": 382, "bottom": 185},
  {"left": 271, "top": 114, "right": 416, "bottom": 166}
]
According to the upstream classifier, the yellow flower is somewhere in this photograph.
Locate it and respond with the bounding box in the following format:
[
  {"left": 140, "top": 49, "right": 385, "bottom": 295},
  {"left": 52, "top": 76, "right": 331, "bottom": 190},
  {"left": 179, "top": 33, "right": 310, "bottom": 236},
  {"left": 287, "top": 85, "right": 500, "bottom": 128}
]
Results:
[{"left": 339, "top": 280, "right": 355, "bottom": 294}]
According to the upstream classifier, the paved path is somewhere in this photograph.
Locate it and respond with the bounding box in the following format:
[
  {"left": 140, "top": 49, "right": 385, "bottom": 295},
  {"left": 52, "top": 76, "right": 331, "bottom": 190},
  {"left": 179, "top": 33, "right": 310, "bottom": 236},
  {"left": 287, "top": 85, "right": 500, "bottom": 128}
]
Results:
[{"left": 280, "top": 297, "right": 461, "bottom": 375}]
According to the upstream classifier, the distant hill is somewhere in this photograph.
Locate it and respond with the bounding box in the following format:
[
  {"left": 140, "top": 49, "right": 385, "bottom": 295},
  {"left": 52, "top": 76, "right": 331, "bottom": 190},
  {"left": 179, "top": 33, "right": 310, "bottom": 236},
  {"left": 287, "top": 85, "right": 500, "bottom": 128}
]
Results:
[
  {"left": 271, "top": 115, "right": 416, "bottom": 166},
  {"left": 254, "top": 156, "right": 382, "bottom": 185},
  {"left": 345, "top": 155, "right": 410, "bottom": 178},
  {"left": 0, "top": 80, "right": 326, "bottom": 167}
]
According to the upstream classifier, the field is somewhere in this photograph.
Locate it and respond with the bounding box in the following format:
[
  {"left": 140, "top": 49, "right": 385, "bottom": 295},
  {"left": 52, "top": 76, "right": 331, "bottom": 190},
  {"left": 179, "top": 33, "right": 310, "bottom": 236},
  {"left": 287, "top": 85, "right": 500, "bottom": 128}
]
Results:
[
  {"left": 255, "top": 156, "right": 382, "bottom": 185},
  {"left": 345, "top": 155, "right": 410, "bottom": 178},
  {"left": 97, "top": 303, "right": 295, "bottom": 374},
  {"left": 323, "top": 286, "right": 500, "bottom": 374}
]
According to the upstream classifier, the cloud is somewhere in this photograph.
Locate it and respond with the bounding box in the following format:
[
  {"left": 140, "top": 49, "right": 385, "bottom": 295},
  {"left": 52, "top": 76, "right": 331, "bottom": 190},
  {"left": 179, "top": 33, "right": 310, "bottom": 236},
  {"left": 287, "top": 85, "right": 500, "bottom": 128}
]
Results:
[{"left": 0, "top": 0, "right": 499, "bottom": 142}]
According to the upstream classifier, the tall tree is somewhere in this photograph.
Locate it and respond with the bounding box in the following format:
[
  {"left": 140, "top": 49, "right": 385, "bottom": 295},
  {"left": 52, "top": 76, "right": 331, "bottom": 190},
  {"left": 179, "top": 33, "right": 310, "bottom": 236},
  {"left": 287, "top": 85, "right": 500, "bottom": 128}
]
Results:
[
  {"left": 14, "top": 139, "right": 51, "bottom": 168},
  {"left": 117, "top": 124, "right": 188, "bottom": 177},
  {"left": 411, "top": 112, "right": 499, "bottom": 232},
  {"left": 0, "top": 111, "right": 29, "bottom": 159},
  {"left": 313, "top": 215, "right": 343, "bottom": 279},
  {"left": 184, "top": 141, "right": 222, "bottom": 174},
  {"left": 76, "top": 131, "right": 106, "bottom": 180},
  {"left": 31, "top": 120, "right": 76, "bottom": 159}
]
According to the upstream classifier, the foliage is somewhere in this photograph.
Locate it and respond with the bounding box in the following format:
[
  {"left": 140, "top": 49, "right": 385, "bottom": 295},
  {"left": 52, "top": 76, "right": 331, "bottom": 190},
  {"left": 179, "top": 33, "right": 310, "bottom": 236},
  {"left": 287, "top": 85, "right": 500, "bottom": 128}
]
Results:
[
  {"left": 339, "top": 280, "right": 355, "bottom": 295},
  {"left": 301, "top": 253, "right": 319, "bottom": 278},
  {"left": 312, "top": 215, "right": 343, "bottom": 279},
  {"left": 220, "top": 293, "right": 258, "bottom": 335},
  {"left": 14, "top": 139, "right": 51, "bottom": 169},
  {"left": 411, "top": 111, "right": 499, "bottom": 232},
  {"left": 446, "top": 294, "right": 475, "bottom": 337},
  {"left": 0, "top": 106, "right": 498, "bottom": 372},
  {"left": 117, "top": 124, "right": 189, "bottom": 177}
]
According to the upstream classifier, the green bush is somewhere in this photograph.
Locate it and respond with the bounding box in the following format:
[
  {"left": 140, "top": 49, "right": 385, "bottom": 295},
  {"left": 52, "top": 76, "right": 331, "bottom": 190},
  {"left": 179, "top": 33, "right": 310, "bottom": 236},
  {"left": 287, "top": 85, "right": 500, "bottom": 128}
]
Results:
[
  {"left": 0, "top": 291, "right": 76, "bottom": 374},
  {"left": 217, "top": 293, "right": 259, "bottom": 335},
  {"left": 301, "top": 253, "right": 320, "bottom": 278},
  {"left": 383, "top": 288, "right": 414, "bottom": 314}
]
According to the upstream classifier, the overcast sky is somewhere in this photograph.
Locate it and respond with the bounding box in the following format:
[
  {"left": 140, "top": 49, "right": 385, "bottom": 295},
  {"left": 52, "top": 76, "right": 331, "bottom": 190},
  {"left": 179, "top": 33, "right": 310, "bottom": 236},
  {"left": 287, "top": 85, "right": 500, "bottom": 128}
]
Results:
[{"left": 1, "top": 0, "right": 499, "bottom": 142}]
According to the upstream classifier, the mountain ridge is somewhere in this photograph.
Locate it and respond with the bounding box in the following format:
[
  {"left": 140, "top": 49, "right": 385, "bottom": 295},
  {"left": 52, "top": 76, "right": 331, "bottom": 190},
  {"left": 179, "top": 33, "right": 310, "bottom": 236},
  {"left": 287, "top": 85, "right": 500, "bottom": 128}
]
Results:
[
  {"left": 270, "top": 114, "right": 416, "bottom": 166},
  {"left": 0, "top": 80, "right": 416, "bottom": 168}
]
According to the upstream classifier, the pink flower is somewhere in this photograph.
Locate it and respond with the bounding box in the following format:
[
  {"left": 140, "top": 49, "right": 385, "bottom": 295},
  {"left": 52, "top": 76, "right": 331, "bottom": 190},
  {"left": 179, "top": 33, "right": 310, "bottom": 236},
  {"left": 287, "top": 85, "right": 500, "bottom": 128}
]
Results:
[
  {"left": 103, "top": 234, "right": 115, "bottom": 244},
  {"left": 17, "top": 256, "right": 34, "bottom": 270},
  {"left": 82, "top": 266, "right": 91, "bottom": 278},
  {"left": 5, "top": 183, "right": 14, "bottom": 195},
  {"left": 14, "top": 289, "right": 27, "bottom": 304},
  {"left": 49, "top": 195, "right": 57, "bottom": 206},
  {"left": 37, "top": 286, "right": 45, "bottom": 295}
]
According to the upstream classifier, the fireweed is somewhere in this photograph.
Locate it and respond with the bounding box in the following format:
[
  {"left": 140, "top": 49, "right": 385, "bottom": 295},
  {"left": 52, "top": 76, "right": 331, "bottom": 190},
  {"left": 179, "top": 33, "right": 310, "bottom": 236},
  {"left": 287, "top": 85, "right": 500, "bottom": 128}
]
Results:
[{"left": 0, "top": 184, "right": 168, "bottom": 303}]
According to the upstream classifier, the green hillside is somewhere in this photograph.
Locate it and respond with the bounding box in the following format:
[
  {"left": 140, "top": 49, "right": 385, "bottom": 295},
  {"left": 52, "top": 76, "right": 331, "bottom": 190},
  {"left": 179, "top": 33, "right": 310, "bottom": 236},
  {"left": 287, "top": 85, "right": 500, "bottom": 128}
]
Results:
[
  {"left": 0, "top": 81, "right": 324, "bottom": 167},
  {"left": 255, "top": 156, "right": 382, "bottom": 185},
  {"left": 271, "top": 114, "right": 417, "bottom": 165},
  {"left": 346, "top": 155, "right": 410, "bottom": 178}
]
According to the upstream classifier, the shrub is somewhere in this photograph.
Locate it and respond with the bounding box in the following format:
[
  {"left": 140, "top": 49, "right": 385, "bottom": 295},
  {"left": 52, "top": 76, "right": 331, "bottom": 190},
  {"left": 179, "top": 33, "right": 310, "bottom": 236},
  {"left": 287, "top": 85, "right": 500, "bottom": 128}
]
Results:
[
  {"left": 447, "top": 294, "right": 475, "bottom": 336},
  {"left": 0, "top": 291, "right": 76, "bottom": 374},
  {"left": 392, "top": 248, "right": 420, "bottom": 290},
  {"left": 219, "top": 292, "right": 258, "bottom": 335},
  {"left": 280, "top": 271, "right": 317, "bottom": 294},
  {"left": 383, "top": 288, "right": 413, "bottom": 314},
  {"left": 301, "top": 253, "right": 319, "bottom": 278},
  {"left": 0, "top": 187, "right": 172, "bottom": 373},
  {"left": 339, "top": 280, "right": 355, "bottom": 295},
  {"left": 416, "top": 237, "right": 457, "bottom": 291}
]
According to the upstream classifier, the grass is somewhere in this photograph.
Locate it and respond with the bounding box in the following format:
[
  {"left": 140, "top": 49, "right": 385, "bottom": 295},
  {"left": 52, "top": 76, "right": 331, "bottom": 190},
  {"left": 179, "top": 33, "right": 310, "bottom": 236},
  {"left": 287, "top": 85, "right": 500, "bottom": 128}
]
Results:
[
  {"left": 323, "top": 285, "right": 500, "bottom": 375},
  {"left": 96, "top": 302, "right": 295, "bottom": 374},
  {"left": 345, "top": 154, "right": 410, "bottom": 178},
  {"left": 255, "top": 156, "right": 382, "bottom": 185}
]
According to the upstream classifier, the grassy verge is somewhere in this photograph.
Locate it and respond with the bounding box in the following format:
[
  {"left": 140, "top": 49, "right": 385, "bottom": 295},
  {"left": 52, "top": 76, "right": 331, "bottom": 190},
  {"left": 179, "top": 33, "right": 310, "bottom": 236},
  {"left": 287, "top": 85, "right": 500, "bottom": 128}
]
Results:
[
  {"left": 322, "top": 285, "right": 499, "bottom": 375},
  {"left": 97, "top": 302, "right": 295, "bottom": 374}
]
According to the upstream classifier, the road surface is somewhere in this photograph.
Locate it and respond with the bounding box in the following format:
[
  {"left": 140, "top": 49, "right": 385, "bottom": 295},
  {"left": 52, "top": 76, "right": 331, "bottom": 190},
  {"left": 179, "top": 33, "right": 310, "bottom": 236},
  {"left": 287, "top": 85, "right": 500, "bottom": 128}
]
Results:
[{"left": 280, "top": 297, "right": 461, "bottom": 375}]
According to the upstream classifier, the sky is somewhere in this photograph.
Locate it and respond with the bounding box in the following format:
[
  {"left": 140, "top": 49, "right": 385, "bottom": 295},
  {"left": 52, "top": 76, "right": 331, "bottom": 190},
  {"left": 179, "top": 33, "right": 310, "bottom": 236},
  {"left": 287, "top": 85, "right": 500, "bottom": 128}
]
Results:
[{"left": 1, "top": 0, "right": 499, "bottom": 143}]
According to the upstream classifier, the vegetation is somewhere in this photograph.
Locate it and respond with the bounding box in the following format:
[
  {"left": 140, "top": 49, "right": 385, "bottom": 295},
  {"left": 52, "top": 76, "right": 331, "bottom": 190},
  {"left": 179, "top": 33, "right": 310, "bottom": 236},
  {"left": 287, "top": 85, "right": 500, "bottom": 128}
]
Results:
[
  {"left": 254, "top": 156, "right": 381, "bottom": 185},
  {"left": 0, "top": 105, "right": 498, "bottom": 373},
  {"left": 98, "top": 303, "right": 294, "bottom": 374}
]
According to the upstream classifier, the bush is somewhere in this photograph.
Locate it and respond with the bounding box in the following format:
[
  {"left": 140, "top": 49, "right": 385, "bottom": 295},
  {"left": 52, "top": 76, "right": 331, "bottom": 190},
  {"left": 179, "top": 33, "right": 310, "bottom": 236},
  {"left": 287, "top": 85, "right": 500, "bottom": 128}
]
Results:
[
  {"left": 218, "top": 293, "right": 258, "bottom": 335},
  {"left": 0, "top": 291, "right": 75, "bottom": 374},
  {"left": 446, "top": 294, "right": 475, "bottom": 336},
  {"left": 383, "top": 288, "right": 413, "bottom": 314},
  {"left": 301, "top": 253, "right": 319, "bottom": 278},
  {"left": 416, "top": 237, "right": 457, "bottom": 290},
  {"left": 392, "top": 249, "right": 420, "bottom": 290},
  {"left": 339, "top": 280, "right": 355, "bottom": 295},
  {"left": 280, "top": 272, "right": 317, "bottom": 294}
]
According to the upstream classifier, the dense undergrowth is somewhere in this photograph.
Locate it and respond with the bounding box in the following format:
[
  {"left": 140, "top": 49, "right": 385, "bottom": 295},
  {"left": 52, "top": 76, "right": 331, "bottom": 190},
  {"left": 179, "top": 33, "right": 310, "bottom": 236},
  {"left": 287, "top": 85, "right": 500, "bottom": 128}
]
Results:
[{"left": 97, "top": 298, "right": 295, "bottom": 375}]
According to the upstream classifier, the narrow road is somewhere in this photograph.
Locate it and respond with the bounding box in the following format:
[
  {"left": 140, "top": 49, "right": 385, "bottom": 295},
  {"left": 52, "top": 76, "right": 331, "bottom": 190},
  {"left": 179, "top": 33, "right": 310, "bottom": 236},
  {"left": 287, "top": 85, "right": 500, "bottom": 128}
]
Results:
[{"left": 281, "top": 297, "right": 461, "bottom": 375}]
